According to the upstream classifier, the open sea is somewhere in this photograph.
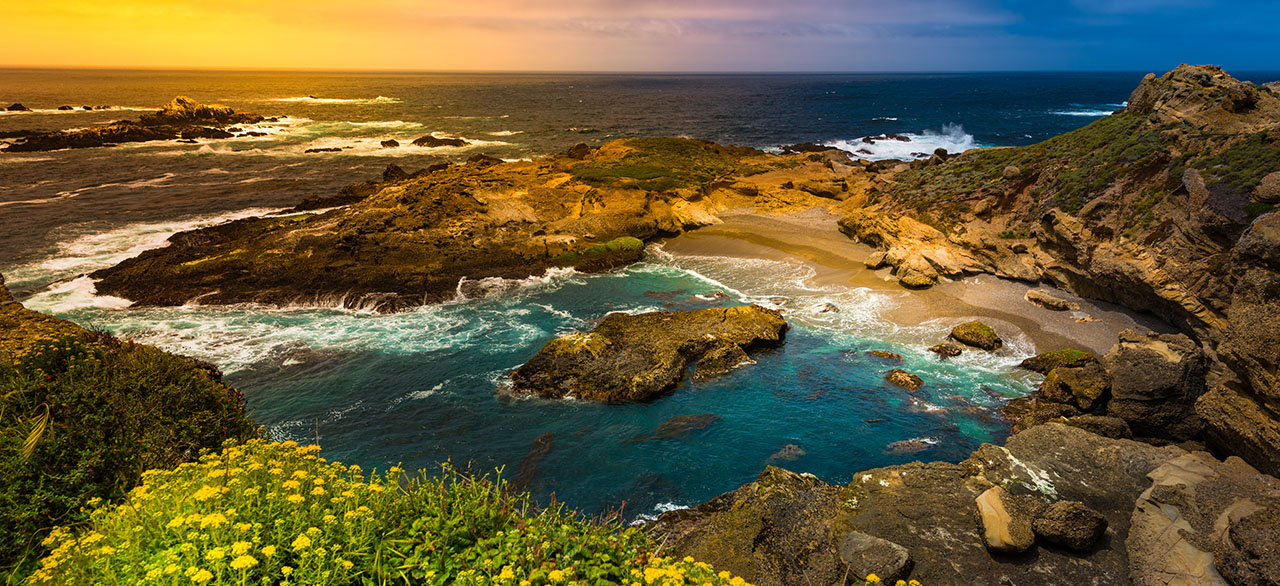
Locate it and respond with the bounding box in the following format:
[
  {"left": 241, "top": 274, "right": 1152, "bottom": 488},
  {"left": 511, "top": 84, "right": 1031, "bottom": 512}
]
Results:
[{"left": 4, "top": 69, "right": 1276, "bottom": 519}]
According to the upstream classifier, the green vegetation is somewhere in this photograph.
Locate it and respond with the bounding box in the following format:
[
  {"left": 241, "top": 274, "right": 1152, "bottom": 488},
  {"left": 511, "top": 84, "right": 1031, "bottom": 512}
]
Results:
[
  {"left": 556, "top": 236, "right": 646, "bottom": 262},
  {"left": 1020, "top": 349, "right": 1097, "bottom": 374},
  {"left": 29, "top": 438, "right": 773, "bottom": 586},
  {"left": 890, "top": 112, "right": 1169, "bottom": 216},
  {"left": 1, "top": 333, "right": 257, "bottom": 578},
  {"left": 571, "top": 138, "right": 759, "bottom": 192},
  {"left": 1200, "top": 130, "right": 1280, "bottom": 193}
]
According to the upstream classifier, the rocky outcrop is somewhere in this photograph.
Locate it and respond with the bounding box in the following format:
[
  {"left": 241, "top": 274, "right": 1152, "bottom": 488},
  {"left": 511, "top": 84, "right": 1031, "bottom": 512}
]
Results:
[
  {"left": 1019, "top": 348, "right": 1097, "bottom": 374},
  {"left": 91, "top": 138, "right": 851, "bottom": 310},
  {"left": 832, "top": 65, "right": 1280, "bottom": 474},
  {"left": 1127, "top": 452, "right": 1280, "bottom": 586},
  {"left": 1, "top": 96, "right": 266, "bottom": 152},
  {"left": 412, "top": 135, "right": 469, "bottom": 148},
  {"left": 1025, "top": 288, "right": 1078, "bottom": 311},
  {"left": 884, "top": 369, "right": 923, "bottom": 391},
  {"left": 1104, "top": 329, "right": 1208, "bottom": 441},
  {"left": 0, "top": 274, "right": 87, "bottom": 356},
  {"left": 657, "top": 423, "right": 1192, "bottom": 585},
  {"left": 510, "top": 305, "right": 786, "bottom": 401},
  {"left": 975, "top": 486, "right": 1035, "bottom": 553},
  {"left": 949, "top": 320, "right": 1002, "bottom": 351}
]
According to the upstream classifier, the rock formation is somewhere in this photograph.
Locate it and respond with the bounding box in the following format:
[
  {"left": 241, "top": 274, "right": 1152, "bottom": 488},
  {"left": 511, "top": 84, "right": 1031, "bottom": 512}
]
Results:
[
  {"left": 1, "top": 96, "right": 266, "bottom": 152},
  {"left": 510, "top": 305, "right": 786, "bottom": 401}
]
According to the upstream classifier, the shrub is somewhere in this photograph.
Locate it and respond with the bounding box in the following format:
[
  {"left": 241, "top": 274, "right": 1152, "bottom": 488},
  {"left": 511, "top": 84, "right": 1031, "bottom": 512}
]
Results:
[
  {"left": 0, "top": 333, "right": 256, "bottom": 576},
  {"left": 29, "top": 439, "right": 773, "bottom": 586}
]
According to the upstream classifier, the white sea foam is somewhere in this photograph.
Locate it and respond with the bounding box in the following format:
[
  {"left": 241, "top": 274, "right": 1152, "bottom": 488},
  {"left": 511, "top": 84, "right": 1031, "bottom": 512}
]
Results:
[
  {"left": 871, "top": 116, "right": 898, "bottom": 121},
  {"left": 1050, "top": 102, "right": 1127, "bottom": 117},
  {"left": 826, "top": 123, "right": 982, "bottom": 160},
  {"left": 486, "top": 130, "right": 523, "bottom": 136},
  {"left": 0, "top": 172, "right": 179, "bottom": 208},
  {"left": 0, "top": 106, "right": 153, "bottom": 116},
  {"left": 630, "top": 502, "right": 689, "bottom": 524},
  {"left": 267, "top": 96, "right": 402, "bottom": 105},
  {"left": 8, "top": 207, "right": 286, "bottom": 289}
]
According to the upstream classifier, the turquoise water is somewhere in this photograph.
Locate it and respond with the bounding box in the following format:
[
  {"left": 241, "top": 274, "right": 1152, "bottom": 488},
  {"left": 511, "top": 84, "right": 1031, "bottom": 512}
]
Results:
[{"left": 16, "top": 218, "right": 1037, "bottom": 520}]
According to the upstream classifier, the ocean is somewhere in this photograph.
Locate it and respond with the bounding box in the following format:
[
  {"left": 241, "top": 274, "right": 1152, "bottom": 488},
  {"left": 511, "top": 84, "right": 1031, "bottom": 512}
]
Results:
[{"left": 4, "top": 69, "right": 1274, "bottom": 519}]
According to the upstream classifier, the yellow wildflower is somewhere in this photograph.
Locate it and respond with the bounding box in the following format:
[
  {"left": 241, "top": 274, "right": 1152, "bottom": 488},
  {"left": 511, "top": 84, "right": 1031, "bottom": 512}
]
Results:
[
  {"left": 231, "top": 541, "right": 251, "bottom": 555},
  {"left": 261, "top": 545, "right": 277, "bottom": 557},
  {"left": 192, "top": 568, "right": 213, "bottom": 583},
  {"left": 499, "top": 566, "right": 516, "bottom": 580},
  {"left": 549, "top": 569, "right": 566, "bottom": 582},
  {"left": 230, "top": 555, "right": 258, "bottom": 570},
  {"left": 292, "top": 534, "right": 312, "bottom": 551}
]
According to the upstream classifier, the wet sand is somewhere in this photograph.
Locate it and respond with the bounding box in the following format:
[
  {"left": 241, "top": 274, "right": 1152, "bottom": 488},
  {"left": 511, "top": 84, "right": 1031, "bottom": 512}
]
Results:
[{"left": 661, "top": 208, "right": 1175, "bottom": 356}]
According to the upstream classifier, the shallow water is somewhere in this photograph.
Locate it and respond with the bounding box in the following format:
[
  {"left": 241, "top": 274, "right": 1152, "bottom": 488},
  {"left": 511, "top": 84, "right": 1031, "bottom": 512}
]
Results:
[{"left": 7, "top": 69, "right": 1245, "bottom": 518}]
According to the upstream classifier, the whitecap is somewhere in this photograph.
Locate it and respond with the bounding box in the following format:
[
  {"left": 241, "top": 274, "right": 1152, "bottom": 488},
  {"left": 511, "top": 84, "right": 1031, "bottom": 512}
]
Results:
[
  {"left": 630, "top": 502, "right": 689, "bottom": 524},
  {"left": 826, "top": 123, "right": 983, "bottom": 161},
  {"left": 267, "top": 96, "right": 402, "bottom": 105}
]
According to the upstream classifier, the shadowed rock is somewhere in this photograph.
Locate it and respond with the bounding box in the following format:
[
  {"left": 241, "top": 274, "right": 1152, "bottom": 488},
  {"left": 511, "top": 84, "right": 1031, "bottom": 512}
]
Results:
[
  {"left": 2, "top": 96, "right": 265, "bottom": 152},
  {"left": 884, "top": 369, "right": 923, "bottom": 391},
  {"left": 950, "top": 321, "right": 1003, "bottom": 351},
  {"left": 512, "top": 305, "right": 786, "bottom": 402},
  {"left": 928, "top": 343, "right": 962, "bottom": 358},
  {"left": 412, "top": 135, "right": 468, "bottom": 148},
  {"left": 1020, "top": 348, "right": 1097, "bottom": 374}
]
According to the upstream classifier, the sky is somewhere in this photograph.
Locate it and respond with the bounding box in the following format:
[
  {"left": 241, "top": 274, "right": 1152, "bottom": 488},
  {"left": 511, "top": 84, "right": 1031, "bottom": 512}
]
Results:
[{"left": 3, "top": 0, "right": 1278, "bottom": 72}]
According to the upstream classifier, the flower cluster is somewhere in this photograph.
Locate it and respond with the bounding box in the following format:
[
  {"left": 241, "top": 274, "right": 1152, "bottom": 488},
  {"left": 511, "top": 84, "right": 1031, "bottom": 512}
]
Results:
[{"left": 30, "top": 439, "right": 392, "bottom": 586}]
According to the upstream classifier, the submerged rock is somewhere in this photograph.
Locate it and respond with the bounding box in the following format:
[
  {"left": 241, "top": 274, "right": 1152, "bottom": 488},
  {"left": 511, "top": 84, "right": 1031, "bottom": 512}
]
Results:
[
  {"left": 769, "top": 444, "right": 805, "bottom": 461},
  {"left": 5, "top": 103, "right": 29, "bottom": 111},
  {"left": 866, "top": 350, "right": 903, "bottom": 363},
  {"left": 511, "top": 432, "right": 554, "bottom": 491},
  {"left": 626, "top": 414, "right": 722, "bottom": 442},
  {"left": 950, "top": 320, "right": 1003, "bottom": 351},
  {"left": 380, "top": 139, "right": 399, "bottom": 148},
  {"left": 512, "top": 305, "right": 786, "bottom": 401}
]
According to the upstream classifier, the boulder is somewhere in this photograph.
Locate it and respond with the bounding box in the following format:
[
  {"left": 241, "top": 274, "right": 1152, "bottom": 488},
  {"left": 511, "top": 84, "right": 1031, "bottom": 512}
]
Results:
[
  {"left": 1127, "top": 452, "right": 1280, "bottom": 586},
  {"left": 1063, "top": 414, "right": 1133, "bottom": 439},
  {"left": 864, "top": 250, "right": 889, "bottom": 269},
  {"left": 866, "top": 350, "right": 903, "bottom": 364},
  {"left": 950, "top": 320, "right": 1003, "bottom": 351},
  {"left": 57, "top": 105, "right": 73, "bottom": 111},
  {"left": 1024, "top": 289, "right": 1078, "bottom": 311},
  {"left": 510, "top": 305, "right": 787, "bottom": 401},
  {"left": 1196, "top": 385, "right": 1280, "bottom": 477},
  {"left": 1020, "top": 348, "right": 1097, "bottom": 374},
  {"left": 1003, "top": 395, "right": 1080, "bottom": 434},
  {"left": 885, "top": 369, "right": 923, "bottom": 391},
  {"left": 381, "top": 163, "right": 408, "bottom": 183},
  {"left": 837, "top": 531, "right": 912, "bottom": 583},
  {"left": 895, "top": 254, "right": 939, "bottom": 288},
  {"left": 6, "top": 103, "right": 29, "bottom": 111},
  {"left": 1032, "top": 501, "right": 1107, "bottom": 552},
  {"left": 1045, "top": 362, "right": 1111, "bottom": 411},
  {"left": 380, "top": 139, "right": 399, "bottom": 148},
  {"left": 975, "top": 486, "right": 1036, "bottom": 554},
  {"left": 652, "top": 467, "right": 847, "bottom": 586},
  {"left": 565, "top": 142, "right": 592, "bottom": 159},
  {"left": 1252, "top": 171, "right": 1280, "bottom": 203},
  {"left": 1002, "top": 165, "right": 1021, "bottom": 179},
  {"left": 927, "top": 343, "right": 962, "bottom": 358},
  {"left": 412, "top": 135, "right": 468, "bottom": 148},
  {"left": 1103, "top": 330, "right": 1208, "bottom": 441}
]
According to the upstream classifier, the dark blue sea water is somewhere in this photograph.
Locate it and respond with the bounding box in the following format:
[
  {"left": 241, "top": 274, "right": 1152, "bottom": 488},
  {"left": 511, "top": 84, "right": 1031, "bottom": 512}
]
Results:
[{"left": 4, "top": 69, "right": 1274, "bottom": 518}]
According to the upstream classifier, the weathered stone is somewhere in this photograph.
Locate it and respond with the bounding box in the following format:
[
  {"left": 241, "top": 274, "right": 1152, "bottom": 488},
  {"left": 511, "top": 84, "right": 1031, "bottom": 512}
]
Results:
[
  {"left": 1215, "top": 505, "right": 1280, "bottom": 586},
  {"left": 1054, "top": 363, "right": 1112, "bottom": 411},
  {"left": 950, "top": 320, "right": 1003, "bottom": 351},
  {"left": 1251, "top": 171, "right": 1278, "bottom": 204},
  {"left": 864, "top": 250, "right": 889, "bottom": 269},
  {"left": 380, "top": 139, "right": 399, "bottom": 148},
  {"left": 770, "top": 444, "right": 805, "bottom": 461},
  {"left": 6, "top": 103, "right": 29, "bottom": 111},
  {"left": 1002, "top": 165, "right": 1021, "bottom": 179},
  {"left": 1003, "top": 396, "right": 1080, "bottom": 434},
  {"left": 1025, "top": 289, "right": 1078, "bottom": 311},
  {"left": 652, "top": 467, "right": 846, "bottom": 586},
  {"left": 927, "top": 343, "right": 962, "bottom": 358},
  {"left": 1020, "top": 348, "right": 1097, "bottom": 374},
  {"left": 976, "top": 486, "right": 1035, "bottom": 554},
  {"left": 1103, "top": 330, "right": 1208, "bottom": 441},
  {"left": 1128, "top": 452, "right": 1280, "bottom": 586},
  {"left": 511, "top": 305, "right": 787, "bottom": 401},
  {"left": 1064, "top": 414, "right": 1133, "bottom": 439},
  {"left": 837, "top": 531, "right": 912, "bottom": 583},
  {"left": 565, "top": 142, "right": 592, "bottom": 159},
  {"left": 1033, "top": 500, "right": 1107, "bottom": 552},
  {"left": 885, "top": 369, "right": 923, "bottom": 391},
  {"left": 1197, "top": 385, "right": 1280, "bottom": 477}
]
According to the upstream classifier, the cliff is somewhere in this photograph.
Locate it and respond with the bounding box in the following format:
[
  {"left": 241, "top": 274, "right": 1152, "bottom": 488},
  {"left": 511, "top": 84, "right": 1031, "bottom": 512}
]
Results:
[{"left": 836, "top": 65, "right": 1280, "bottom": 476}]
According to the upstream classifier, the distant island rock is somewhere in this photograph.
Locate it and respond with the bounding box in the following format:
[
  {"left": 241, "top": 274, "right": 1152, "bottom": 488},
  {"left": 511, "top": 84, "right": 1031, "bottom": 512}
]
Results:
[{"left": 0, "top": 96, "right": 268, "bottom": 152}]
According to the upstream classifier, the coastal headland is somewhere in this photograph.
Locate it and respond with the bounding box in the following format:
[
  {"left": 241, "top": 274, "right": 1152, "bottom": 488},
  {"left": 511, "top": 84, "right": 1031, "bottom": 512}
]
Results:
[{"left": 4, "top": 65, "right": 1280, "bottom": 585}]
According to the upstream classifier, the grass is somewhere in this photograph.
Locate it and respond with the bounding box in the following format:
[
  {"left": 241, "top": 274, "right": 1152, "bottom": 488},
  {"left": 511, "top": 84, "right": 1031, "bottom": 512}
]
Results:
[
  {"left": 571, "top": 138, "right": 759, "bottom": 193},
  {"left": 0, "top": 333, "right": 257, "bottom": 580},
  {"left": 1201, "top": 130, "right": 1280, "bottom": 193}
]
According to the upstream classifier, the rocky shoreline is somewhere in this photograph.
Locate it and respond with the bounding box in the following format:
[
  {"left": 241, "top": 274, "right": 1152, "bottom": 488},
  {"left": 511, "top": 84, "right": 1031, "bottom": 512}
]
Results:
[{"left": 19, "top": 65, "right": 1280, "bottom": 584}]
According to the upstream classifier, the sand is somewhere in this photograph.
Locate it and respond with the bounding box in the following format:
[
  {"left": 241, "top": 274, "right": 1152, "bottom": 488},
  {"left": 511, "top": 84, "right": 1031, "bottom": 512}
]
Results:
[{"left": 660, "top": 208, "right": 1175, "bottom": 357}]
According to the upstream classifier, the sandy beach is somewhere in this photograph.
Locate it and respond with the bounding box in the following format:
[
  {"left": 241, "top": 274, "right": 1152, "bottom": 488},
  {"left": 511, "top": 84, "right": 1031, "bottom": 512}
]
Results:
[{"left": 661, "top": 208, "right": 1176, "bottom": 357}]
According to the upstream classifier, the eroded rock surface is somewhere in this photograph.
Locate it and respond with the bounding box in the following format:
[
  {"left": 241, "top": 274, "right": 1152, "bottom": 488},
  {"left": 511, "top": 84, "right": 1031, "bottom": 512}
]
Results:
[
  {"left": 510, "top": 305, "right": 786, "bottom": 401},
  {"left": 1, "top": 96, "right": 266, "bottom": 152}
]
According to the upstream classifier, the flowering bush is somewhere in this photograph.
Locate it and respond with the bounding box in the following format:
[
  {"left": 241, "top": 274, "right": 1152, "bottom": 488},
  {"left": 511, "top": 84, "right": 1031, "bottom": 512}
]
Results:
[
  {"left": 30, "top": 439, "right": 789, "bottom": 586},
  {"left": 0, "top": 333, "right": 255, "bottom": 575}
]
